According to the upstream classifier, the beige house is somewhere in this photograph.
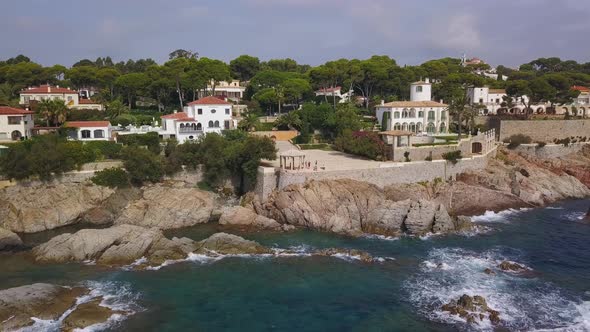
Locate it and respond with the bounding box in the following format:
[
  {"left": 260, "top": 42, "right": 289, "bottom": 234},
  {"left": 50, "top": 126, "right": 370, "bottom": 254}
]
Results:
[
  {"left": 198, "top": 80, "right": 246, "bottom": 102},
  {"left": 20, "top": 84, "right": 103, "bottom": 110},
  {"left": 0, "top": 106, "right": 34, "bottom": 141}
]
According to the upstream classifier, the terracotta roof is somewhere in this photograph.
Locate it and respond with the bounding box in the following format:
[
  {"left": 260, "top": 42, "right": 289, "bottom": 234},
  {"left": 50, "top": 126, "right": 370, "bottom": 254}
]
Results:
[
  {"left": 187, "top": 96, "right": 232, "bottom": 105},
  {"left": 379, "top": 101, "right": 448, "bottom": 108},
  {"left": 65, "top": 121, "right": 110, "bottom": 128},
  {"left": 488, "top": 89, "right": 506, "bottom": 94},
  {"left": 572, "top": 86, "right": 590, "bottom": 93},
  {"left": 21, "top": 85, "right": 78, "bottom": 94},
  {"left": 379, "top": 130, "right": 414, "bottom": 136},
  {"left": 161, "top": 112, "right": 192, "bottom": 120},
  {"left": 78, "top": 99, "right": 101, "bottom": 104},
  {"left": 0, "top": 106, "right": 34, "bottom": 115},
  {"left": 316, "top": 86, "right": 341, "bottom": 93}
]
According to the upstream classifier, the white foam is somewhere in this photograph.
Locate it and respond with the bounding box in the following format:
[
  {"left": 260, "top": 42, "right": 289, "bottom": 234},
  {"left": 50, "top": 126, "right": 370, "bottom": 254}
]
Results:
[
  {"left": 563, "top": 212, "right": 586, "bottom": 222},
  {"left": 471, "top": 208, "right": 531, "bottom": 223},
  {"left": 362, "top": 234, "right": 400, "bottom": 241},
  {"left": 405, "top": 247, "right": 585, "bottom": 331}
]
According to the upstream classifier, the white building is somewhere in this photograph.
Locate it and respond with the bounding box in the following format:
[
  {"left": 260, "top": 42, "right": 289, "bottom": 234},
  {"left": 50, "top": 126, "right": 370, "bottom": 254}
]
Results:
[
  {"left": 466, "top": 87, "right": 547, "bottom": 115},
  {"left": 315, "top": 86, "right": 354, "bottom": 103},
  {"left": 159, "top": 96, "right": 235, "bottom": 143},
  {"left": 65, "top": 121, "right": 112, "bottom": 141},
  {"left": 0, "top": 106, "right": 34, "bottom": 141},
  {"left": 376, "top": 79, "right": 449, "bottom": 134},
  {"left": 20, "top": 85, "right": 103, "bottom": 110},
  {"left": 198, "top": 80, "right": 246, "bottom": 102}
]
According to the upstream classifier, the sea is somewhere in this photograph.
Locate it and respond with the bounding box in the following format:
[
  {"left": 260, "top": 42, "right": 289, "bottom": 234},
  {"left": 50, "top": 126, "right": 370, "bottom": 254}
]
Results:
[{"left": 1, "top": 199, "right": 589, "bottom": 332}]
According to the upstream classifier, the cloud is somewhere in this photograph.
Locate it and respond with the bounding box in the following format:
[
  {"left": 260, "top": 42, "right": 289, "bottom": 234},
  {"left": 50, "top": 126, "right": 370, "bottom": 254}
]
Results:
[{"left": 430, "top": 13, "right": 481, "bottom": 52}]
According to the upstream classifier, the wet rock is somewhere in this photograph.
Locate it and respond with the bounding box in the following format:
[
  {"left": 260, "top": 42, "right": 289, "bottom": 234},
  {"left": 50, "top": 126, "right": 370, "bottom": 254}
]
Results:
[
  {"left": 484, "top": 268, "right": 496, "bottom": 275},
  {"left": 498, "top": 261, "right": 528, "bottom": 272},
  {"left": 432, "top": 204, "right": 455, "bottom": 233},
  {"left": 218, "top": 206, "right": 288, "bottom": 231},
  {"left": 0, "top": 283, "right": 89, "bottom": 331},
  {"left": 115, "top": 184, "right": 215, "bottom": 229},
  {"left": 313, "top": 248, "right": 374, "bottom": 263},
  {"left": 404, "top": 200, "right": 437, "bottom": 235},
  {"left": 193, "top": 232, "right": 272, "bottom": 255},
  {"left": 61, "top": 297, "right": 119, "bottom": 332},
  {"left": 454, "top": 216, "right": 473, "bottom": 232},
  {"left": 442, "top": 294, "right": 500, "bottom": 325},
  {"left": 0, "top": 227, "right": 22, "bottom": 250}
]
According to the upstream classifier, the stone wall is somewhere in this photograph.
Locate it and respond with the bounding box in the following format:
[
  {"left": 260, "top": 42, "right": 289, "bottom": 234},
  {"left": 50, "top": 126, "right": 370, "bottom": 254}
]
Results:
[
  {"left": 492, "top": 119, "right": 590, "bottom": 142},
  {"left": 251, "top": 130, "right": 299, "bottom": 141},
  {"left": 513, "top": 142, "right": 589, "bottom": 159},
  {"left": 256, "top": 147, "right": 497, "bottom": 201}
]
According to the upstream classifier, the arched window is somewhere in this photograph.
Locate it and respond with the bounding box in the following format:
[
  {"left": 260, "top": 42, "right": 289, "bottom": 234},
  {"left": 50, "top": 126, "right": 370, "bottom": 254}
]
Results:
[
  {"left": 409, "top": 108, "right": 416, "bottom": 118},
  {"left": 179, "top": 123, "right": 185, "bottom": 128},
  {"left": 214, "top": 120, "right": 219, "bottom": 127},
  {"left": 428, "top": 111, "right": 435, "bottom": 120},
  {"left": 81, "top": 130, "right": 91, "bottom": 139},
  {"left": 439, "top": 122, "right": 446, "bottom": 133},
  {"left": 93, "top": 129, "right": 104, "bottom": 138},
  {"left": 418, "top": 111, "right": 424, "bottom": 118},
  {"left": 394, "top": 123, "right": 401, "bottom": 130},
  {"left": 416, "top": 122, "right": 422, "bottom": 132},
  {"left": 426, "top": 122, "right": 435, "bottom": 134},
  {"left": 196, "top": 123, "right": 202, "bottom": 130},
  {"left": 208, "top": 121, "right": 214, "bottom": 127},
  {"left": 402, "top": 123, "right": 408, "bottom": 131},
  {"left": 416, "top": 86, "right": 423, "bottom": 93},
  {"left": 402, "top": 109, "right": 408, "bottom": 118},
  {"left": 409, "top": 123, "right": 416, "bottom": 133},
  {"left": 394, "top": 111, "right": 400, "bottom": 119},
  {"left": 191, "top": 123, "right": 197, "bottom": 130}
]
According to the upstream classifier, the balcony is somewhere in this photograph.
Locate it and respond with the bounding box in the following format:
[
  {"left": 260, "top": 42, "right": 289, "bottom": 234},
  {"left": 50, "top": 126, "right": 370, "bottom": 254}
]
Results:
[{"left": 179, "top": 129, "right": 203, "bottom": 134}]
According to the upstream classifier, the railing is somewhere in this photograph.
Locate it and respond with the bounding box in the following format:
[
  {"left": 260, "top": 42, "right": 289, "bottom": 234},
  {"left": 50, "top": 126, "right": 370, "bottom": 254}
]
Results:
[{"left": 179, "top": 129, "right": 203, "bottom": 134}]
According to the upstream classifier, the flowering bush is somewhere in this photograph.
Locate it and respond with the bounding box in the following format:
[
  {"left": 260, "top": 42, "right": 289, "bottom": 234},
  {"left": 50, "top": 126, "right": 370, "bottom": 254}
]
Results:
[{"left": 334, "top": 130, "right": 387, "bottom": 161}]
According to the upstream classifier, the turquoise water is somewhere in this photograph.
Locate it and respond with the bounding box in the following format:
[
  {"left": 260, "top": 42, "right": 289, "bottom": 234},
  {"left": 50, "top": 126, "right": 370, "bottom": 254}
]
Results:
[{"left": 2, "top": 199, "right": 590, "bottom": 331}]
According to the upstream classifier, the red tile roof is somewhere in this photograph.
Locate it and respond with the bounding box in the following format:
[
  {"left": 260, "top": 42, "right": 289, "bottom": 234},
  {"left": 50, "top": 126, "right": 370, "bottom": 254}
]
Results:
[
  {"left": 65, "top": 121, "right": 110, "bottom": 128},
  {"left": 161, "top": 112, "right": 192, "bottom": 120},
  {"left": 316, "top": 86, "right": 341, "bottom": 93},
  {"left": 572, "top": 86, "right": 590, "bottom": 93},
  {"left": 21, "top": 85, "right": 78, "bottom": 94},
  {"left": 187, "top": 96, "right": 231, "bottom": 105},
  {"left": 0, "top": 106, "right": 34, "bottom": 115}
]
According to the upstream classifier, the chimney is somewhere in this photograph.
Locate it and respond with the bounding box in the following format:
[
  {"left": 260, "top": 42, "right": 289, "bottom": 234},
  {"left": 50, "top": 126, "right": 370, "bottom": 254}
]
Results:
[
  {"left": 56, "top": 85, "right": 59, "bottom": 88},
  {"left": 425, "top": 78, "right": 430, "bottom": 83},
  {"left": 381, "top": 100, "right": 385, "bottom": 106},
  {"left": 440, "top": 99, "right": 444, "bottom": 104},
  {"left": 47, "top": 86, "right": 51, "bottom": 93},
  {"left": 173, "top": 110, "right": 178, "bottom": 114}
]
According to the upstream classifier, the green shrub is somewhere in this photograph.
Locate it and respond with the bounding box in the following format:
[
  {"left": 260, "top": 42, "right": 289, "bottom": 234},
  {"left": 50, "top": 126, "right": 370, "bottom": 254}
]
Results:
[
  {"left": 121, "top": 146, "right": 164, "bottom": 185},
  {"left": 118, "top": 132, "right": 161, "bottom": 154},
  {"left": 91, "top": 167, "right": 130, "bottom": 188},
  {"left": 503, "top": 134, "right": 532, "bottom": 149},
  {"left": 403, "top": 151, "right": 411, "bottom": 162},
  {"left": 425, "top": 155, "right": 433, "bottom": 161},
  {"left": 442, "top": 150, "right": 462, "bottom": 165},
  {"left": 84, "top": 141, "right": 122, "bottom": 159}
]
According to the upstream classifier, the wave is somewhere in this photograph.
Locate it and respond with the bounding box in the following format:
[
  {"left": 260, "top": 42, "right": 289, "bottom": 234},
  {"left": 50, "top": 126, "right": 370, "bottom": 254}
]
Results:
[
  {"left": 17, "top": 281, "right": 141, "bottom": 332},
  {"left": 471, "top": 208, "right": 531, "bottom": 223},
  {"left": 562, "top": 212, "right": 587, "bottom": 222},
  {"left": 404, "top": 247, "right": 586, "bottom": 331}
]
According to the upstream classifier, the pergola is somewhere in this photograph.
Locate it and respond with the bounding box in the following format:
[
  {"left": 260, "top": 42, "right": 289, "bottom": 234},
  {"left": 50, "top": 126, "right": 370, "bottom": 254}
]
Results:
[
  {"left": 280, "top": 149, "right": 306, "bottom": 170},
  {"left": 379, "top": 130, "right": 414, "bottom": 148}
]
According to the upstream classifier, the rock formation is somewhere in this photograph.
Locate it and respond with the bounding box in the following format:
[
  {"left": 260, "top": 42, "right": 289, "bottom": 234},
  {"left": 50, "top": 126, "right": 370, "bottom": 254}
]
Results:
[
  {"left": 218, "top": 206, "right": 294, "bottom": 231},
  {"left": 61, "top": 297, "right": 120, "bottom": 332},
  {"left": 442, "top": 294, "right": 500, "bottom": 325},
  {"left": 254, "top": 179, "right": 468, "bottom": 237},
  {"left": 0, "top": 227, "right": 22, "bottom": 250},
  {"left": 0, "top": 283, "right": 88, "bottom": 330},
  {"left": 0, "top": 182, "right": 115, "bottom": 233},
  {"left": 193, "top": 232, "right": 272, "bottom": 255},
  {"left": 498, "top": 261, "right": 528, "bottom": 272},
  {"left": 115, "top": 184, "right": 215, "bottom": 229}
]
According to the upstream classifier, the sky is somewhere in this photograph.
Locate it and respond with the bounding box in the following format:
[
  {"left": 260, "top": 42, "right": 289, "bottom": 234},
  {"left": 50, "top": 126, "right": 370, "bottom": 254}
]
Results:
[{"left": 1, "top": 0, "right": 589, "bottom": 68}]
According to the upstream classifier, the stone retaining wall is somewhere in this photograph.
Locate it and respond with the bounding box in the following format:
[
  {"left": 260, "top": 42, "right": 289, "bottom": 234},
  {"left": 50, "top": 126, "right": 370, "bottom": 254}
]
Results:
[
  {"left": 492, "top": 119, "right": 590, "bottom": 142},
  {"left": 513, "top": 142, "right": 589, "bottom": 159}
]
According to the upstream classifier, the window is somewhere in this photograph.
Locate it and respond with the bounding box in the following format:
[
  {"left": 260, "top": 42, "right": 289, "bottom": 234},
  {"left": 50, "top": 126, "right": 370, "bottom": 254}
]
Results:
[
  {"left": 224, "top": 120, "right": 230, "bottom": 129},
  {"left": 24, "top": 96, "right": 30, "bottom": 103},
  {"left": 211, "top": 109, "right": 217, "bottom": 114},
  {"left": 197, "top": 123, "right": 202, "bottom": 130},
  {"left": 214, "top": 120, "right": 220, "bottom": 127},
  {"left": 394, "top": 111, "right": 400, "bottom": 119},
  {"left": 418, "top": 111, "right": 424, "bottom": 118},
  {"left": 197, "top": 109, "right": 203, "bottom": 115},
  {"left": 428, "top": 111, "right": 435, "bottom": 120},
  {"left": 208, "top": 121, "right": 213, "bottom": 127},
  {"left": 67, "top": 96, "right": 73, "bottom": 102},
  {"left": 225, "top": 108, "right": 230, "bottom": 115},
  {"left": 409, "top": 108, "right": 416, "bottom": 117},
  {"left": 479, "top": 98, "right": 484, "bottom": 104},
  {"left": 441, "top": 111, "right": 447, "bottom": 120},
  {"left": 402, "top": 109, "right": 408, "bottom": 118},
  {"left": 81, "top": 130, "right": 91, "bottom": 139},
  {"left": 93, "top": 129, "right": 104, "bottom": 138},
  {"left": 416, "top": 86, "right": 423, "bottom": 93},
  {"left": 7, "top": 116, "right": 21, "bottom": 125}
]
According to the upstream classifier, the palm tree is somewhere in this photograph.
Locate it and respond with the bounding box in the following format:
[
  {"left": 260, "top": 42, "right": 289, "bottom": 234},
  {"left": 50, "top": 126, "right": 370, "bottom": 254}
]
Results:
[
  {"left": 275, "top": 112, "right": 302, "bottom": 130},
  {"left": 238, "top": 110, "right": 260, "bottom": 132},
  {"left": 37, "top": 99, "right": 68, "bottom": 126}
]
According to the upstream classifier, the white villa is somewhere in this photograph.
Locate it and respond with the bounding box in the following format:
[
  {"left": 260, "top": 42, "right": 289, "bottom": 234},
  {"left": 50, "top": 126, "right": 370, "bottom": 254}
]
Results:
[
  {"left": 65, "top": 121, "right": 112, "bottom": 141},
  {"left": 159, "top": 96, "right": 235, "bottom": 143},
  {"left": 0, "top": 106, "right": 34, "bottom": 141},
  {"left": 315, "top": 86, "right": 354, "bottom": 103},
  {"left": 20, "top": 85, "right": 104, "bottom": 110},
  {"left": 198, "top": 80, "right": 246, "bottom": 102},
  {"left": 376, "top": 79, "right": 449, "bottom": 134},
  {"left": 466, "top": 86, "right": 549, "bottom": 115}
]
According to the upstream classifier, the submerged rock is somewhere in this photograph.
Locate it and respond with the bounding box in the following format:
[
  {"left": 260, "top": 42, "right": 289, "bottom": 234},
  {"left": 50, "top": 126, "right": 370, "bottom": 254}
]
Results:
[
  {"left": 0, "top": 283, "right": 89, "bottom": 331},
  {"left": 483, "top": 268, "right": 496, "bottom": 275},
  {"left": 0, "top": 227, "right": 22, "bottom": 250},
  {"left": 115, "top": 184, "right": 215, "bottom": 229},
  {"left": 61, "top": 297, "right": 119, "bottom": 332},
  {"left": 313, "top": 248, "right": 374, "bottom": 263},
  {"left": 193, "top": 232, "right": 272, "bottom": 255},
  {"left": 498, "top": 261, "right": 528, "bottom": 272},
  {"left": 442, "top": 294, "right": 500, "bottom": 325}
]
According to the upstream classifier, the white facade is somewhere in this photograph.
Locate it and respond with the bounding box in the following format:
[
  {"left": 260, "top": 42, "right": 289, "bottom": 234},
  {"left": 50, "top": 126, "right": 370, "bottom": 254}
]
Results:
[
  {"left": 315, "top": 86, "right": 354, "bottom": 103},
  {"left": 376, "top": 80, "right": 449, "bottom": 135},
  {"left": 0, "top": 107, "right": 34, "bottom": 142},
  {"left": 20, "top": 85, "right": 103, "bottom": 110},
  {"left": 160, "top": 96, "right": 235, "bottom": 143},
  {"left": 198, "top": 80, "right": 246, "bottom": 102},
  {"left": 65, "top": 121, "right": 112, "bottom": 141},
  {"left": 466, "top": 87, "right": 548, "bottom": 115}
]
